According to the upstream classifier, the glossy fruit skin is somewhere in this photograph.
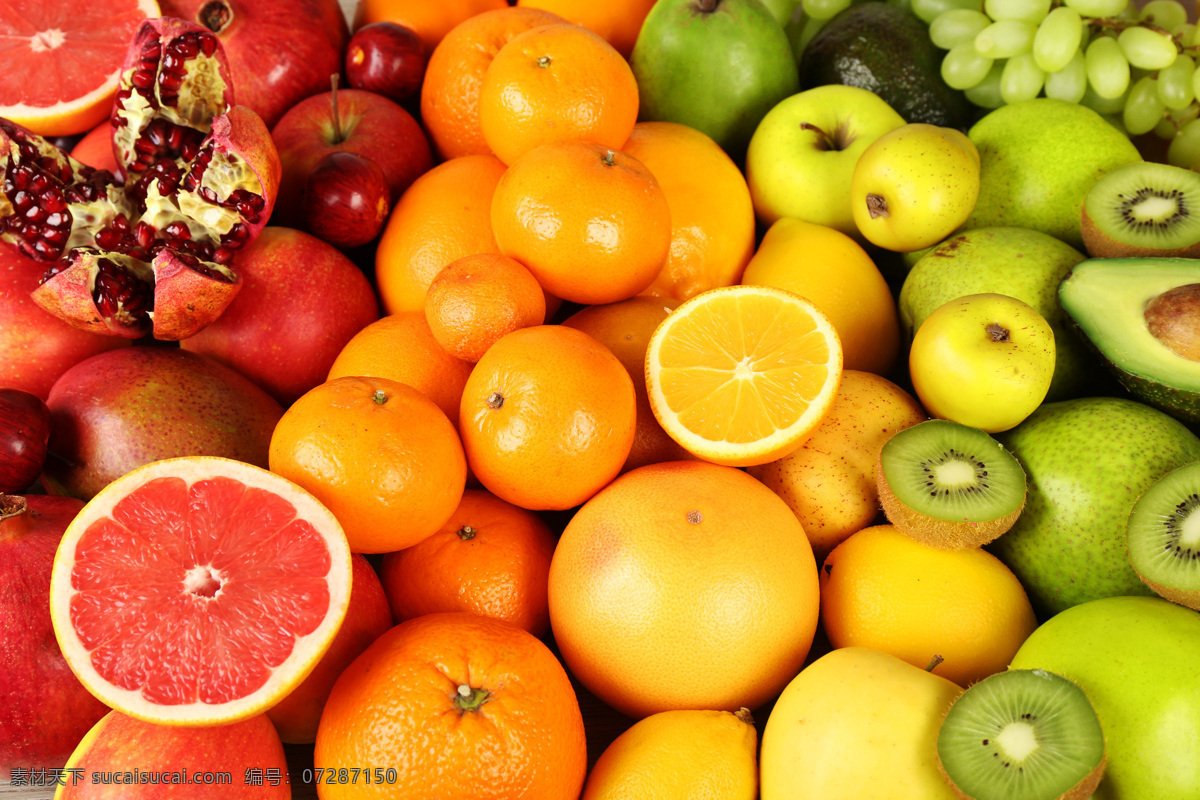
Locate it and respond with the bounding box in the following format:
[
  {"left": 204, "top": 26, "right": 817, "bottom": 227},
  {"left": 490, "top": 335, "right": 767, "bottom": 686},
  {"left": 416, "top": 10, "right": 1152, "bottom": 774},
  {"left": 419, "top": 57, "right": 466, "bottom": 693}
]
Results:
[
  {"left": 0, "top": 494, "right": 109, "bottom": 780},
  {"left": 909, "top": 293, "right": 1057, "bottom": 433},
  {"left": 0, "top": 391, "right": 52, "bottom": 494},
  {"left": 344, "top": 22, "right": 427, "bottom": 103},
  {"left": 302, "top": 151, "right": 392, "bottom": 249}
]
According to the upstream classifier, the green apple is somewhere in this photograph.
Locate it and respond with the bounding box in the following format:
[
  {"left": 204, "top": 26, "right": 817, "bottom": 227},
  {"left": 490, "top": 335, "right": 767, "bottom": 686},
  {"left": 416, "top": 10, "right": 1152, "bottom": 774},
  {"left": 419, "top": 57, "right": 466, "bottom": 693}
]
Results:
[
  {"left": 961, "top": 98, "right": 1143, "bottom": 249},
  {"left": 993, "top": 396, "right": 1200, "bottom": 617},
  {"left": 746, "top": 84, "right": 906, "bottom": 235},
  {"left": 909, "top": 293, "right": 1055, "bottom": 433},
  {"left": 1010, "top": 595, "right": 1200, "bottom": 800},
  {"left": 850, "top": 123, "right": 981, "bottom": 252},
  {"left": 760, "top": 646, "right": 960, "bottom": 799},
  {"left": 630, "top": 0, "right": 800, "bottom": 164}
]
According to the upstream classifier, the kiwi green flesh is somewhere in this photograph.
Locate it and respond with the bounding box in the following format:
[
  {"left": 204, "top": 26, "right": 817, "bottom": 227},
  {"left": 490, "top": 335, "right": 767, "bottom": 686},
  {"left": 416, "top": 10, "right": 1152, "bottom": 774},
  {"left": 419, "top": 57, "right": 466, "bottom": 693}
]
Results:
[
  {"left": 878, "top": 418, "right": 1025, "bottom": 523},
  {"left": 936, "top": 669, "right": 1106, "bottom": 800},
  {"left": 1126, "top": 461, "right": 1200, "bottom": 609},
  {"left": 1081, "top": 161, "right": 1200, "bottom": 258}
]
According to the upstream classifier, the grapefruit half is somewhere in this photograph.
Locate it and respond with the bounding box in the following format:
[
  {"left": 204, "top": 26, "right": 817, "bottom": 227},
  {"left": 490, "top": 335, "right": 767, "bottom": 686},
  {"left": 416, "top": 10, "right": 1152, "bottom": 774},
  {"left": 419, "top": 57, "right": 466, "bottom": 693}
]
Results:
[
  {"left": 49, "top": 456, "right": 353, "bottom": 726},
  {"left": 0, "top": 0, "right": 161, "bottom": 137}
]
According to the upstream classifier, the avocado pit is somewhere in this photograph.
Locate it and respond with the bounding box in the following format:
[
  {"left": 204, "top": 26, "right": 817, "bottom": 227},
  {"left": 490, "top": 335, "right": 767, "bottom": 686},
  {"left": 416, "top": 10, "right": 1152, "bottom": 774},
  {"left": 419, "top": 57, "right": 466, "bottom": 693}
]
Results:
[{"left": 1145, "top": 283, "right": 1200, "bottom": 361}]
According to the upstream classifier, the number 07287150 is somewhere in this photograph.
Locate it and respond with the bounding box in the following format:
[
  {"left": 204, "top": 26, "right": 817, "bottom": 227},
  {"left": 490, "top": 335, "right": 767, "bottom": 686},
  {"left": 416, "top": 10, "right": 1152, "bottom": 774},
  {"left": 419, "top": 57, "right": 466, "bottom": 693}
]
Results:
[{"left": 302, "top": 768, "right": 399, "bottom": 785}]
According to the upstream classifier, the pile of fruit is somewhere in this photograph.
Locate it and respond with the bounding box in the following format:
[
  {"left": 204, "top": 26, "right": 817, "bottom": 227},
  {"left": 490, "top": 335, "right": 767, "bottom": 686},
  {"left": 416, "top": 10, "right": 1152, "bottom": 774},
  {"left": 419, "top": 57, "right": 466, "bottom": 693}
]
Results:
[{"left": 4, "top": 0, "right": 1200, "bottom": 798}]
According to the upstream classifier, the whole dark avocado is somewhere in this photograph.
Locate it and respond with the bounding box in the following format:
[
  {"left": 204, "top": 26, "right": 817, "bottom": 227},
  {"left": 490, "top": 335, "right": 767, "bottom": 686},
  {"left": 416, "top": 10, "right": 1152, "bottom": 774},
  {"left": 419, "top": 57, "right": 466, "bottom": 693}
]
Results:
[{"left": 800, "top": 2, "right": 978, "bottom": 130}]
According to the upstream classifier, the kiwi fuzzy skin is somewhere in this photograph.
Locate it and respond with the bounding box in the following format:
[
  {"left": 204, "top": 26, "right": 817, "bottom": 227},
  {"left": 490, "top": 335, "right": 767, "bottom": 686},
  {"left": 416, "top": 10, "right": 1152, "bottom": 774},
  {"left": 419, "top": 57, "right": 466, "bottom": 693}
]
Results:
[
  {"left": 1131, "top": 569, "right": 1200, "bottom": 612},
  {"left": 875, "top": 457, "right": 1025, "bottom": 550},
  {"left": 1081, "top": 206, "right": 1200, "bottom": 260},
  {"left": 936, "top": 751, "right": 1107, "bottom": 800}
]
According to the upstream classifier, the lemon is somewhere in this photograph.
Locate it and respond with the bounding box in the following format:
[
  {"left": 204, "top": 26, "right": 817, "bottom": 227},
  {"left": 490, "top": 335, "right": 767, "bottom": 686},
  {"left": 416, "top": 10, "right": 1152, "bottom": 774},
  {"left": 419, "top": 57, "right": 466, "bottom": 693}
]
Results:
[{"left": 583, "top": 708, "right": 758, "bottom": 799}]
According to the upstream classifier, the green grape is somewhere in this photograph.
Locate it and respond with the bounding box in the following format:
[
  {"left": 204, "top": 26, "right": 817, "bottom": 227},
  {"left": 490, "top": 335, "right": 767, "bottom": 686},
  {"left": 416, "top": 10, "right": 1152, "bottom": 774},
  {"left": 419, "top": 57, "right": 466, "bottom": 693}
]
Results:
[
  {"left": 1140, "top": 0, "right": 1189, "bottom": 31},
  {"left": 1192, "top": 58, "right": 1200, "bottom": 104},
  {"left": 1033, "top": 6, "right": 1083, "bottom": 73},
  {"left": 930, "top": 9, "right": 992, "bottom": 49},
  {"left": 1081, "top": 84, "right": 1130, "bottom": 115},
  {"left": 965, "top": 60, "right": 1008, "bottom": 109},
  {"left": 1174, "top": 23, "right": 1197, "bottom": 43},
  {"left": 802, "top": 0, "right": 853, "bottom": 21},
  {"left": 1156, "top": 114, "right": 1180, "bottom": 139},
  {"left": 984, "top": 0, "right": 1051, "bottom": 23},
  {"left": 911, "top": 0, "right": 982, "bottom": 24},
  {"left": 1124, "top": 76, "right": 1166, "bottom": 134},
  {"left": 1158, "top": 54, "right": 1195, "bottom": 110},
  {"left": 1168, "top": 118, "right": 1200, "bottom": 168},
  {"left": 1045, "top": 49, "right": 1089, "bottom": 102},
  {"left": 942, "top": 41, "right": 997, "bottom": 89},
  {"left": 1086, "top": 35, "right": 1131, "bottom": 99},
  {"left": 1117, "top": 26, "right": 1178, "bottom": 71},
  {"left": 1063, "top": 0, "right": 1128, "bottom": 16},
  {"left": 791, "top": 12, "right": 829, "bottom": 54},
  {"left": 1000, "top": 52, "right": 1047, "bottom": 102},
  {"left": 974, "top": 20, "right": 1037, "bottom": 59}
]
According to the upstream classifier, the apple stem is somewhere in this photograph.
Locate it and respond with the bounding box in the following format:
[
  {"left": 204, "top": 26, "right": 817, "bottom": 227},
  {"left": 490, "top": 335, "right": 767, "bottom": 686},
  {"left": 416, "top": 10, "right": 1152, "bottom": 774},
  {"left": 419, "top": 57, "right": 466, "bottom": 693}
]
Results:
[
  {"left": 866, "top": 194, "right": 889, "bottom": 219},
  {"left": 696, "top": 0, "right": 720, "bottom": 12},
  {"left": 330, "top": 73, "right": 344, "bottom": 145},
  {"left": 799, "top": 121, "right": 838, "bottom": 151},
  {"left": 924, "top": 654, "right": 944, "bottom": 672},
  {"left": 987, "top": 323, "right": 1010, "bottom": 342}
]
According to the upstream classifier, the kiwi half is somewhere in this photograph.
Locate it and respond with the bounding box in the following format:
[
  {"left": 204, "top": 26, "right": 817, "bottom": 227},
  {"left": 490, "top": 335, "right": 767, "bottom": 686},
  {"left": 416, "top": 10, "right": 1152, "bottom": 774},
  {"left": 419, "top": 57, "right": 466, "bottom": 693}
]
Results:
[
  {"left": 1126, "top": 460, "right": 1200, "bottom": 610},
  {"left": 876, "top": 419, "right": 1026, "bottom": 550},
  {"left": 1081, "top": 161, "right": 1200, "bottom": 259},
  {"left": 936, "top": 669, "right": 1106, "bottom": 800}
]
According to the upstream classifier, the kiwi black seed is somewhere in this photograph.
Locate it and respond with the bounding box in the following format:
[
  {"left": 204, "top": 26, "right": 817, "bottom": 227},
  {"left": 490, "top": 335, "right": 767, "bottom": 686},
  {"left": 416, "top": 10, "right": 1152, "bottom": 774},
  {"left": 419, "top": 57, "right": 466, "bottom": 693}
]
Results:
[
  {"left": 876, "top": 419, "right": 1026, "bottom": 550},
  {"left": 936, "top": 669, "right": 1106, "bottom": 800},
  {"left": 1081, "top": 161, "right": 1200, "bottom": 259},
  {"left": 1126, "top": 460, "right": 1200, "bottom": 610}
]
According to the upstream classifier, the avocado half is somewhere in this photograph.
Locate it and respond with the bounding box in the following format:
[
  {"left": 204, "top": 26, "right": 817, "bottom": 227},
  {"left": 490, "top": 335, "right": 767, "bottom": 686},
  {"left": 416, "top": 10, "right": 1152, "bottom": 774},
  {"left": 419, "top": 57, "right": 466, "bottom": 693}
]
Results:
[{"left": 1059, "top": 257, "right": 1200, "bottom": 424}]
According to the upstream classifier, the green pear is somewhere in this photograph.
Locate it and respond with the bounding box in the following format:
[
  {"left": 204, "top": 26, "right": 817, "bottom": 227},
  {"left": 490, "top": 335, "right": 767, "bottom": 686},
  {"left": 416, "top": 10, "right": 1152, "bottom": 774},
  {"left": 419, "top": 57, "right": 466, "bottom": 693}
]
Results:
[
  {"left": 961, "top": 98, "right": 1143, "bottom": 249},
  {"left": 760, "top": 646, "right": 961, "bottom": 799},
  {"left": 1010, "top": 596, "right": 1200, "bottom": 800},
  {"left": 993, "top": 397, "right": 1200, "bottom": 617},
  {"left": 899, "top": 226, "right": 1092, "bottom": 400},
  {"left": 630, "top": 0, "right": 800, "bottom": 164}
]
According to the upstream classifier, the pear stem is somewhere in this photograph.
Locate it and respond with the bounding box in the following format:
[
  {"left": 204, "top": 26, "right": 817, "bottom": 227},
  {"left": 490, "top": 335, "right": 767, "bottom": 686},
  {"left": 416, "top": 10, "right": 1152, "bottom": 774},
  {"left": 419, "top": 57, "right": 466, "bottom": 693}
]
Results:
[
  {"left": 696, "top": 0, "right": 720, "bottom": 12},
  {"left": 925, "top": 654, "right": 945, "bottom": 672}
]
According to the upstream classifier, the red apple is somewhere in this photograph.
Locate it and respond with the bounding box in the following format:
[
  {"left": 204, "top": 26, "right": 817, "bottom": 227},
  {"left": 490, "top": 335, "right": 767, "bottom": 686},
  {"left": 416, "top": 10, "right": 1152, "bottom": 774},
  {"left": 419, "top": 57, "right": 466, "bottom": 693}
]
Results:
[
  {"left": 0, "top": 246, "right": 130, "bottom": 401},
  {"left": 270, "top": 87, "right": 433, "bottom": 229},
  {"left": 158, "top": 0, "right": 350, "bottom": 130},
  {"left": 0, "top": 391, "right": 52, "bottom": 494},
  {"left": 345, "top": 22, "right": 427, "bottom": 103},
  {"left": 68, "top": 121, "right": 121, "bottom": 177},
  {"left": 180, "top": 227, "right": 380, "bottom": 406},
  {"left": 303, "top": 151, "right": 392, "bottom": 249}
]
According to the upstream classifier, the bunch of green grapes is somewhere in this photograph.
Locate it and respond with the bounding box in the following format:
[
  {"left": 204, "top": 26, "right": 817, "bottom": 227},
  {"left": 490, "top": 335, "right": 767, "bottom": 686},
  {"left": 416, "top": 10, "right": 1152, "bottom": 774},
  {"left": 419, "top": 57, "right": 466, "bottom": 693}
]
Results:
[{"left": 916, "top": 0, "right": 1200, "bottom": 165}]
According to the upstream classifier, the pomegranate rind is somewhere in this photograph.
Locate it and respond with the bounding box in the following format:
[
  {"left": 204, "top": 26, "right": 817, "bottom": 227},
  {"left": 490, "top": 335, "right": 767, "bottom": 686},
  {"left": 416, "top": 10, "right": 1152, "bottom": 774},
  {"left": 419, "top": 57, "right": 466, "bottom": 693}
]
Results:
[
  {"left": 149, "top": 248, "right": 240, "bottom": 340},
  {"left": 202, "top": 105, "right": 282, "bottom": 238},
  {"left": 30, "top": 250, "right": 152, "bottom": 338},
  {"left": 48, "top": 456, "right": 353, "bottom": 727}
]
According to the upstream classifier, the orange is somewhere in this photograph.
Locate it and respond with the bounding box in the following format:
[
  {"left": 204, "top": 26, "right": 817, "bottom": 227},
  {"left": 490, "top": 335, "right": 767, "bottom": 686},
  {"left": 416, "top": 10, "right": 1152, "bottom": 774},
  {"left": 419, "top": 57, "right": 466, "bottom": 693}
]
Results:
[
  {"left": 352, "top": 0, "right": 508, "bottom": 52},
  {"left": 741, "top": 217, "right": 902, "bottom": 375},
  {"left": 266, "top": 554, "right": 393, "bottom": 744},
  {"left": 48, "top": 456, "right": 352, "bottom": 726},
  {"left": 548, "top": 460, "right": 820, "bottom": 719},
  {"left": 420, "top": 6, "right": 566, "bottom": 160},
  {"left": 561, "top": 296, "right": 695, "bottom": 472},
  {"left": 492, "top": 141, "right": 671, "bottom": 305},
  {"left": 425, "top": 253, "right": 547, "bottom": 363},
  {"left": 478, "top": 22, "right": 640, "bottom": 166},
  {"left": 622, "top": 121, "right": 756, "bottom": 302},
  {"left": 326, "top": 312, "right": 474, "bottom": 423},
  {"left": 268, "top": 376, "right": 467, "bottom": 554},
  {"left": 516, "top": 0, "right": 658, "bottom": 57},
  {"left": 375, "top": 154, "right": 507, "bottom": 316},
  {"left": 820, "top": 524, "right": 1039, "bottom": 687},
  {"left": 314, "top": 611, "right": 587, "bottom": 799},
  {"left": 378, "top": 489, "right": 556, "bottom": 636},
  {"left": 459, "top": 324, "right": 636, "bottom": 511},
  {"left": 645, "top": 284, "right": 844, "bottom": 468}
]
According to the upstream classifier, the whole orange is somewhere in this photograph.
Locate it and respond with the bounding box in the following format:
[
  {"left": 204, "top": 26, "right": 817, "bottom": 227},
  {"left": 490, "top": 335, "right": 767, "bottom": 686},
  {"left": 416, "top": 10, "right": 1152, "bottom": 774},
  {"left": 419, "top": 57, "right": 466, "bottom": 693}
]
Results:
[
  {"left": 379, "top": 489, "right": 556, "bottom": 636},
  {"left": 326, "top": 311, "right": 474, "bottom": 423},
  {"left": 353, "top": 0, "right": 508, "bottom": 52},
  {"left": 478, "top": 22, "right": 639, "bottom": 166},
  {"left": 375, "top": 154, "right": 507, "bottom": 316},
  {"left": 820, "top": 524, "right": 1039, "bottom": 687},
  {"left": 561, "top": 297, "right": 695, "bottom": 472},
  {"left": 492, "top": 141, "right": 671, "bottom": 305},
  {"left": 425, "top": 253, "right": 547, "bottom": 363},
  {"left": 459, "top": 324, "right": 636, "bottom": 511},
  {"left": 420, "top": 7, "right": 566, "bottom": 160},
  {"left": 516, "top": 0, "right": 658, "bottom": 57},
  {"left": 314, "top": 611, "right": 587, "bottom": 799},
  {"left": 548, "top": 460, "right": 821, "bottom": 719},
  {"left": 622, "top": 121, "right": 757, "bottom": 302},
  {"left": 269, "top": 376, "right": 467, "bottom": 554}
]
